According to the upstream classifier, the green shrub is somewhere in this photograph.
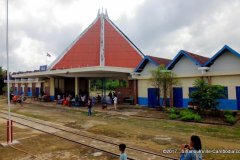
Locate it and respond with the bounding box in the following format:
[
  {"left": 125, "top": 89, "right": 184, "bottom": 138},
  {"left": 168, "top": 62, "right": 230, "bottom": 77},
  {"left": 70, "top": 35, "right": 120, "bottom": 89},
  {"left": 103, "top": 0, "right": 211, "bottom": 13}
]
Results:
[
  {"left": 193, "top": 114, "right": 202, "bottom": 122},
  {"left": 180, "top": 109, "right": 193, "bottom": 117},
  {"left": 224, "top": 110, "right": 234, "bottom": 116},
  {"left": 168, "top": 108, "right": 177, "bottom": 114},
  {"left": 180, "top": 109, "right": 202, "bottom": 122},
  {"left": 169, "top": 113, "right": 179, "bottom": 119},
  {"left": 225, "top": 114, "right": 237, "bottom": 125}
]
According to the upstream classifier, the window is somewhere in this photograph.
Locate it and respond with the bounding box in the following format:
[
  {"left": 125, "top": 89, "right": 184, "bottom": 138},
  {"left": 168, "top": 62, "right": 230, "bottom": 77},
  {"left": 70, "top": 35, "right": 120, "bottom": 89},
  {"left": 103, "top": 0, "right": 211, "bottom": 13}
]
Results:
[
  {"left": 189, "top": 87, "right": 198, "bottom": 95},
  {"left": 218, "top": 87, "right": 228, "bottom": 99}
]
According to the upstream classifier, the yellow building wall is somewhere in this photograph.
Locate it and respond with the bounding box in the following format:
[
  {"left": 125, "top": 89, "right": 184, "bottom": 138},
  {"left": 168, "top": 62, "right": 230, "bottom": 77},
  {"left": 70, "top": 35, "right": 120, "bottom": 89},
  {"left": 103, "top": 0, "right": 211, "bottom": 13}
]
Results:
[
  {"left": 211, "top": 75, "right": 240, "bottom": 99},
  {"left": 176, "top": 77, "right": 198, "bottom": 98},
  {"left": 138, "top": 79, "right": 153, "bottom": 97},
  {"left": 50, "top": 77, "right": 55, "bottom": 96}
]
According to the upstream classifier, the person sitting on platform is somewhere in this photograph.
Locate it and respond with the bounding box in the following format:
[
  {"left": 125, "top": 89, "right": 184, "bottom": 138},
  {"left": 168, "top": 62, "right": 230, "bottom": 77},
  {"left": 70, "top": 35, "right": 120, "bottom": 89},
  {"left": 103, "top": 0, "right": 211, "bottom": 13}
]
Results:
[
  {"left": 12, "top": 95, "right": 18, "bottom": 104},
  {"left": 96, "top": 94, "right": 101, "bottom": 104},
  {"left": 75, "top": 95, "right": 80, "bottom": 107},
  {"left": 56, "top": 94, "right": 62, "bottom": 104},
  {"left": 66, "top": 94, "right": 72, "bottom": 107},
  {"left": 81, "top": 94, "right": 86, "bottom": 106}
]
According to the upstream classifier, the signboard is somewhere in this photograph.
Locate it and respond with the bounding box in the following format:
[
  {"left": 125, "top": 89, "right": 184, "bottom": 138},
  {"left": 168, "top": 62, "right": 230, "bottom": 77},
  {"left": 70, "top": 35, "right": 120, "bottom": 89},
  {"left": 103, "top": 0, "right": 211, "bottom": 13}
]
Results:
[{"left": 39, "top": 65, "right": 47, "bottom": 71}]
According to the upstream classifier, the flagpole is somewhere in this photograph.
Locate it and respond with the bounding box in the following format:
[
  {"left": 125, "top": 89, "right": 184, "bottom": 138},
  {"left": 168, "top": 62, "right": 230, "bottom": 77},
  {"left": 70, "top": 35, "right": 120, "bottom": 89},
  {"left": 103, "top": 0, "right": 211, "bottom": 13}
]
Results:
[{"left": 6, "top": 0, "right": 12, "bottom": 144}]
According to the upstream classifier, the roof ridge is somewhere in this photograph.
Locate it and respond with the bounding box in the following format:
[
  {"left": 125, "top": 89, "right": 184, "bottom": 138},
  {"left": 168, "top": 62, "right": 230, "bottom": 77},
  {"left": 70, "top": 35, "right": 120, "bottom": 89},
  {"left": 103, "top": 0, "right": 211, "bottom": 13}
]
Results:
[
  {"left": 183, "top": 50, "right": 209, "bottom": 59},
  {"left": 147, "top": 55, "right": 172, "bottom": 60}
]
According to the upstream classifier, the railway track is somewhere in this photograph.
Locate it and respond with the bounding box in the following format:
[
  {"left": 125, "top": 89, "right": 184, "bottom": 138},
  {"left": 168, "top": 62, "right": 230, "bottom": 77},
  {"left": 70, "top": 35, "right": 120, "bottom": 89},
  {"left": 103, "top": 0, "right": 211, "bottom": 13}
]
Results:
[{"left": 0, "top": 111, "right": 177, "bottom": 160}]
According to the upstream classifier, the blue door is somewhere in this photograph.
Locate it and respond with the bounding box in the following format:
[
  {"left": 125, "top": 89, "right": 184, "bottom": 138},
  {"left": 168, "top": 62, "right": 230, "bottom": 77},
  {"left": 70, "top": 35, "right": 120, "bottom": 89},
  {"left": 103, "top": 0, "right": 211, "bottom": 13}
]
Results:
[
  {"left": 173, "top": 87, "right": 183, "bottom": 108},
  {"left": 27, "top": 87, "right": 32, "bottom": 97},
  {"left": 36, "top": 88, "right": 40, "bottom": 97},
  {"left": 14, "top": 87, "right": 18, "bottom": 95},
  {"left": 236, "top": 87, "right": 240, "bottom": 110},
  {"left": 21, "top": 87, "right": 24, "bottom": 95},
  {"left": 148, "top": 88, "right": 159, "bottom": 108}
]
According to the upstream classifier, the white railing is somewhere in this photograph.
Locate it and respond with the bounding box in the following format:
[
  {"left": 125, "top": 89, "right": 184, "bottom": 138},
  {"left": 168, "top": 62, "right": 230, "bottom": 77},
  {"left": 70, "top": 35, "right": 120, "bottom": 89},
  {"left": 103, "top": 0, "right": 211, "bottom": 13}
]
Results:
[
  {"left": 21, "top": 78, "right": 27, "bottom": 82},
  {"left": 4, "top": 80, "right": 14, "bottom": 83}
]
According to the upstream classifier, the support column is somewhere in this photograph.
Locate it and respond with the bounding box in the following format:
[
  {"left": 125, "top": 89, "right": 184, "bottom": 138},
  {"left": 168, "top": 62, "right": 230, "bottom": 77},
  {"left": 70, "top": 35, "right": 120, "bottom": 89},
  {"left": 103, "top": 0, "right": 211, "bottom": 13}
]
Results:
[
  {"left": 207, "top": 76, "right": 212, "bottom": 85},
  {"left": 49, "top": 77, "right": 55, "bottom": 101},
  {"left": 133, "top": 79, "right": 138, "bottom": 105},
  {"left": 88, "top": 79, "right": 91, "bottom": 96},
  {"left": 169, "top": 85, "right": 173, "bottom": 107},
  {"left": 102, "top": 78, "right": 106, "bottom": 103},
  {"left": 75, "top": 77, "right": 79, "bottom": 96}
]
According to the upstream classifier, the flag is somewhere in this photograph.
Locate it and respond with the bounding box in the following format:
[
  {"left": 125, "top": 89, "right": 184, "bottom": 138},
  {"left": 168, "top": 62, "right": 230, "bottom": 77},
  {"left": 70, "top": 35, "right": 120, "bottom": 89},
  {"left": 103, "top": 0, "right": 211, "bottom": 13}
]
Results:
[{"left": 47, "top": 52, "right": 51, "bottom": 57}]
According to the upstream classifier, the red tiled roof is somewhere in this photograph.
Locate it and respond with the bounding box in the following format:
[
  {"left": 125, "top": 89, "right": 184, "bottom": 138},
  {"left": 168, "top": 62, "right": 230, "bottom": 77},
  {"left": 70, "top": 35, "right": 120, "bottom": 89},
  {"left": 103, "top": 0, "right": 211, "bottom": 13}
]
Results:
[
  {"left": 51, "top": 14, "right": 144, "bottom": 70},
  {"left": 52, "top": 19, "right": 101, "bottom": 69},
  {"left": 184, "top": 51, "right": 209, "bottom": 65},
  {"left": 104, "top": 20, "right": 143, "bottom": 68},
  {"left": 147, "top": 55, "right": 171, "bottom": 66}
]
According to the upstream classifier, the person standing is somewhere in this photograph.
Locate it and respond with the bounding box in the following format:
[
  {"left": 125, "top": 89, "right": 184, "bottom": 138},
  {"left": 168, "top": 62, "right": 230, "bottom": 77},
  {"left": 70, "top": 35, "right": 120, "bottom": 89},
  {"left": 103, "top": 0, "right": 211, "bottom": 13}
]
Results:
[
  {"left": 113, "top": 96, "right": 117, "bottom": 110},
  {"left": 20, "top": 93, "right": 24, "bottom": 106},
  {"left": 87, "top": 97, "right": 92, "bottom": 116},
  {"left": 108, "top": 91, "right": 113, "bottom": 101},
  {"left": 119, "top": 144, "right": 127, "bottom": 160}
]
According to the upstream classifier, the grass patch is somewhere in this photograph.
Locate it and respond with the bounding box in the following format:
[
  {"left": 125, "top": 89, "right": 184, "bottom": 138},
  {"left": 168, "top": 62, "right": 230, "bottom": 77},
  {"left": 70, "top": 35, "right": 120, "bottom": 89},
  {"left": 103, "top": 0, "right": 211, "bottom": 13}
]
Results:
[{"left": 13, "top": 110, "right": 51, "bottom": 121}]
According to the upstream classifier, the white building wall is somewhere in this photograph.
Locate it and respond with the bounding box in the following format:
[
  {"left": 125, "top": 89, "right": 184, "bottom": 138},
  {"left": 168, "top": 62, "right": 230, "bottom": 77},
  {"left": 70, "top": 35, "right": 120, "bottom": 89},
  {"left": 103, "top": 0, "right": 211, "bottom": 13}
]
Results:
[
  {"left": 208, "top": 51, "right": 240, "bottom": 74},
  {"left": 140, "top": 62, "right": 156, "bottom": 77},
  {"left": 36, "top": 82, "right": 41, "bottom": 88},
  {"left": 172, "top": 56, "right": 201, "bottom": 76}
]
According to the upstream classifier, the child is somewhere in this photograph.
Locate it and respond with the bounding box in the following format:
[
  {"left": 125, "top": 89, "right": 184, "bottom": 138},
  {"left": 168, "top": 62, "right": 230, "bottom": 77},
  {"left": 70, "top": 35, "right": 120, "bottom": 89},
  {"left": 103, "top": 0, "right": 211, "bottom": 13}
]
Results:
[
  {"left": 113, "top": 96, "right": 117, "bottom": 110},
  {"left": 87, "top": 97, "right": 92, "bottom": 116},
  {"left": 119, "top": 143, "right": 127, "bottom": 160}
]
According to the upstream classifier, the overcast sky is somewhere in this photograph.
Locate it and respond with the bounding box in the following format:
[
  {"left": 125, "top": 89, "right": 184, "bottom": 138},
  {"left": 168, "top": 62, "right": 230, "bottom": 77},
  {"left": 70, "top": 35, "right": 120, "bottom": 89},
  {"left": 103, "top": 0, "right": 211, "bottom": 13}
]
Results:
[{"left": 0, "top": 0, "right": 240, "bottom": 71}]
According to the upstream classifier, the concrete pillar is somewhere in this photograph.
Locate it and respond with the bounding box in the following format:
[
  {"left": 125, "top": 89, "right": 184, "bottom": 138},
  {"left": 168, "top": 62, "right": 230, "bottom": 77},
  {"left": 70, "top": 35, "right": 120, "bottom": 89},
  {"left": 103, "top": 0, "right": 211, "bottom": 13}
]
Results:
[
  {"left": 133, "top": 79, "right": 138, "bottom": 105},
  {"left": 49, "top": 77, "right": 55, "bottom": 100},
  {"left": 88, "top": 79, "right": 91, "bottom": 96},
  {"left": 21, "top": 84, "right": 25, "bottom": 95},
  {"left": 169, "top": 85, "right": 173, "bottom": 107},
  {"left": 207, "top": 76, "right": 212, "bottom": 85},
  {"left": 75, "top": 77, "right": 79, "bottom": 96}
]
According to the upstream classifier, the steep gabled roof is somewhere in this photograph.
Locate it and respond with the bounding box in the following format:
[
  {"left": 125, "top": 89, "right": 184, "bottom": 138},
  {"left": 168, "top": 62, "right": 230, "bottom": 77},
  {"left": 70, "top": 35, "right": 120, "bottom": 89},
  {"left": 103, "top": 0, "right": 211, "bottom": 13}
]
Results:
[
  {"left": 50, "top": 17, "right": 101, "bottom": 70},
  {"left": 204, "top": 45, "right": 240, "bottom": 67},
  {"left": 49, "top": 11, "right": 144, "bottom": 70},
  {"left": 135, "top": 55, "right": 171, "bottom": 72},
  {"left": 184, "top": 51, "right": 209, "bottom": 65},
  {"left": 167, "top": 50, "right": 209, "bottom": 70},
  {"left": 104, "top": 18, "right": 144, "bottom": 68}
]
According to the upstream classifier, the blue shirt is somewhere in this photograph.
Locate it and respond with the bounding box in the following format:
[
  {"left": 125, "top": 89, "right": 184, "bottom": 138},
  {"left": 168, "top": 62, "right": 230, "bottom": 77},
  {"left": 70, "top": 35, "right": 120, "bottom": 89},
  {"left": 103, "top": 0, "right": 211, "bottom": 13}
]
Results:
[
  {"left": 180, "top": 150, "right": 202, "bottom": 160},
  {"left": 120, "top": 153, "right": 127, "bottom": 160}
]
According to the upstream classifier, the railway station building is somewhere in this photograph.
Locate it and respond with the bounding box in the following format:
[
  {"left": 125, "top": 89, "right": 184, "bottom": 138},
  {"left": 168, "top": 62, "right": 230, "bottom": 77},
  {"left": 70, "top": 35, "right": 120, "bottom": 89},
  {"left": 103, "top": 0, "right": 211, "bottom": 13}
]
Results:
[{"left": 9, "top": 11, "right": 240, "bottom": 110}]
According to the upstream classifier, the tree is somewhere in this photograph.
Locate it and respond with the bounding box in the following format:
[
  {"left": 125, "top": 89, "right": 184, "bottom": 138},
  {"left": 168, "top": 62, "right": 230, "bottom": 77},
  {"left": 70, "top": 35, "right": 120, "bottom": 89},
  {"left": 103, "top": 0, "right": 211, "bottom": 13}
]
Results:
[
  {"left": 0, "top": 67, "right": 7, "bottom": 95},
  {"left": 150, "top": 65, "right": 179, "bottom": 107},
  {"left": 189, "top": 79, "right": 225, "bottom": 112}
]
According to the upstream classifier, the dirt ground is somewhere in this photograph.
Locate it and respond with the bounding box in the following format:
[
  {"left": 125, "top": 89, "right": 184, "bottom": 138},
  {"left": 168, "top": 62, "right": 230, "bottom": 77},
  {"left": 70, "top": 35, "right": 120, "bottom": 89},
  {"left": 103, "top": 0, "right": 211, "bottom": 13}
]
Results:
[
  {"left": 0, "top": 119, "right": 117, "bottom": 160},
  {"left": 1, "top": 100, "right": 240, "bottom": 160}
]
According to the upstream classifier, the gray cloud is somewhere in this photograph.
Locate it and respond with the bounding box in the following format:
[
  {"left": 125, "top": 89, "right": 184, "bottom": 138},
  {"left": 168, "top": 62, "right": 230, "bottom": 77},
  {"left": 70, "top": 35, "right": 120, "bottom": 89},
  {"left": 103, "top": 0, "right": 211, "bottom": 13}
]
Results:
[
  {"left": 1, "top": 0, "right": 240, "bottom": 72},
  {"left": 0, "top": 0, "right": 83, "bottom": 71},
  {"left": 116, "top": 0, "right": 240, "bottom": 58}
]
